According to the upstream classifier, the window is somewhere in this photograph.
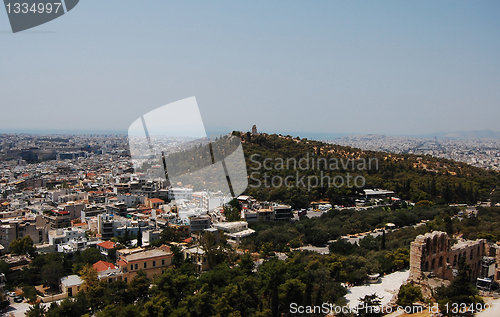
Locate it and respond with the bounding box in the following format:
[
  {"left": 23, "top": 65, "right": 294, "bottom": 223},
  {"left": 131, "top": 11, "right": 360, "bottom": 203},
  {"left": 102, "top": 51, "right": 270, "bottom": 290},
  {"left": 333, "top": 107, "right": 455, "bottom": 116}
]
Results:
[
  {"left": 162, "top": 259, "right": 165, "bottom": 266},
  {"left": 153, "top": 261, "right": 156, "bottom": 267},
  {"left": 130, "top": 265, "right": 133, "bottom": 271},
  {"left": 144, "top": 262, "right": 147, "bottom": 269},
  {"left": 134, "top": 263, "right": 138, "bottom": 270},
  {"left": 124, "top": 277, "right": 127, "bottom": 283}
]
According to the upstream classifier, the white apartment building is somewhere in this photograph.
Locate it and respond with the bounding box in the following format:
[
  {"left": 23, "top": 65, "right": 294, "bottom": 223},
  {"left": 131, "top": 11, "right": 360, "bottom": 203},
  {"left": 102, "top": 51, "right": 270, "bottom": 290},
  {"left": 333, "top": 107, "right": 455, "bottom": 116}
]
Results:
[
  {"left": 168, "top": 187, "right": 193, "bottom": 201},
  {"left": 48, "top": 228, "right": 86, "bottom": 246}
]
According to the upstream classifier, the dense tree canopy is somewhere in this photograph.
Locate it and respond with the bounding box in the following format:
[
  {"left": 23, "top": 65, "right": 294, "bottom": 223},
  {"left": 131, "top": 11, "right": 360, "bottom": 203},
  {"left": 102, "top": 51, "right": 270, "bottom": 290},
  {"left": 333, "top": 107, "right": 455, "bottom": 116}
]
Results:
[{"left": 9, "top": 235, "right": 35, "bottom": 255}]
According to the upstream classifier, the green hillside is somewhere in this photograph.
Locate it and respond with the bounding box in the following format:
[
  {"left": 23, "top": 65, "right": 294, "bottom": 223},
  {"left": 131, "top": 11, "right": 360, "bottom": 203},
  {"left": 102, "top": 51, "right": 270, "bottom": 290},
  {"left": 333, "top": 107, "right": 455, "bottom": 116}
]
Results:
[{"left": 236, "top": 132, "right": 499, "bottom": 208}]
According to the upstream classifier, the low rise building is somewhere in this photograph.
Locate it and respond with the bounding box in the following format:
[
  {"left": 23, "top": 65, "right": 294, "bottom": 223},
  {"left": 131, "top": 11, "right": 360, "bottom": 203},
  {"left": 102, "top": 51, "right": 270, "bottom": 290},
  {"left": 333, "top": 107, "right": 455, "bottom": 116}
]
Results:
[
  {"left": 61, "top": 202, "right": 86, "bottom": 221},
  {"left": 43, "top": 210, "right": 71, "bottom": 230},
  {"left": 117, "top": 194, "right": 144, "bottom": 208},
  {"left": 213, "top": 221, "right": 255, "bottom": 246},
  {"left": 96, "top": 240, "right": 116, "bottom": 256},
  {"left": 56, "top": 236, "right": 88, "bottom": 254},
  {"left": 17, "top": 216, "right": 48, "bottom": 244},
  {"left": 273, "top": 205, "right": 292, "bottom": 222},
  {"left": 93, "top": 260, "right": 120, "bottom": 283},
  {"left": 61, "top": 275, "right": 84, "bottom": 297},
  {"left": 0, "top": 209, "right": 26, "bottom": 219},
  {"left": 142, "top": 229, "right": 161, "bottom": 246},
  {"left": 183, "top": 246, "right": 210, "bottom": 272},
  {"left": 81, "top": 205, "right": 106, "bottom": 220},
  {"left": 106, "top": 202, "right": 129, "bottom": 217},
  {"left": 145, "top": 198, "right": 165, "bottom": 209},
  {"left": 0, "top": 223, "right": 18, "bottom": 250},
  {"left": 189, "top": 215, "right": 211, "bottom": 232},
  {"left": 168, "top": 187, "right": 192, "bottom": 201},
  {"left": 48, "top": 228, "right": 86, "bottom": 246},
  {"left": 97, "top": 214, "right": 115, "bottom": 240},
  {"left": 116, "top": 245, "right": 173, "bottom": 282}
]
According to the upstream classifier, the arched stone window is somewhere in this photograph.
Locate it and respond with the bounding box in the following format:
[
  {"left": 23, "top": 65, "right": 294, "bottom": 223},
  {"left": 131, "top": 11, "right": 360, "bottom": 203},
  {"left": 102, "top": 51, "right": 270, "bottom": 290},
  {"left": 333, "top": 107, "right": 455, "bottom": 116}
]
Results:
[{"left": 438, "top": 256, "right": 443, "bottom": 268}]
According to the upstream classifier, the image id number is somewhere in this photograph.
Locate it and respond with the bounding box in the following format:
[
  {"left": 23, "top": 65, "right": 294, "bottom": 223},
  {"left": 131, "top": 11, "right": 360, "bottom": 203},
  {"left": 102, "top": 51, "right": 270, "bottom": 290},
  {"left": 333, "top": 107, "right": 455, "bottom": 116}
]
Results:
[{"left": 5, "top": 2, "right": 62, "bottom": 14}]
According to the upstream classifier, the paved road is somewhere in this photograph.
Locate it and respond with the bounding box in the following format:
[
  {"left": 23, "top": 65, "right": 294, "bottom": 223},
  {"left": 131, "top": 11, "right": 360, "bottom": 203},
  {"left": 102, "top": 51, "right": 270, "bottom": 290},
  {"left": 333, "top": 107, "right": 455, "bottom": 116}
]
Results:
[
  {"left": 2, "top": 298, "right": 62, "bottom": 317},
  {"left": 3, "top": 300, "right": 32, "bottom": 317},
  {"left": 476, "top": 297, "right": 500, "bottom": 317},
  {"left": 299, "top": 245, "right": 329, "bottom": 254},
  {"left": 344, "top": 270, "right": 410, "bottom": 308},
  {"left": 341, "top": 231, "right": 384, "bottom": 244}
]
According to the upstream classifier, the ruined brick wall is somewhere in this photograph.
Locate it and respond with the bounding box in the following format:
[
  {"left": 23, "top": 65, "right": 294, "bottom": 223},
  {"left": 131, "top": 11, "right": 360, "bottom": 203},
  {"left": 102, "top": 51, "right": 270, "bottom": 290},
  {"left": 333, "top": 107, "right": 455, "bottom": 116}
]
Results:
[
  {"left": 409, "top": 231, "right": 489, "bottom": 283},
  {"left": 409, "top": 235, "right": 425, "bottom": 282}
]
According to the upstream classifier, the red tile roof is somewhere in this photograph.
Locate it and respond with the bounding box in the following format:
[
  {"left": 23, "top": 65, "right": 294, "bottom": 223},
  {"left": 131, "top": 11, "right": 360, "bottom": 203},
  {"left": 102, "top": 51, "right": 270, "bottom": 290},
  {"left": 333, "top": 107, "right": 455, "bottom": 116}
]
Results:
[
  {"left": 93, "top": 260, "right": 117, "bottom": 272},
  {"left": 97, "top": 241, "right": 116, "bottom": 250},
  {"left": 149, "top": 198, "right": 164, "bottom": 204}
]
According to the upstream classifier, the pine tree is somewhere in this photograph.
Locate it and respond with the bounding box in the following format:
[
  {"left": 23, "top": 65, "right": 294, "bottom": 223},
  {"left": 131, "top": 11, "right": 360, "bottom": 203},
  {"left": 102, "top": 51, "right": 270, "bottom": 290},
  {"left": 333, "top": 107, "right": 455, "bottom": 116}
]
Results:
[{"left": 137, "top": 225, "right": 142, "bottom": 247}]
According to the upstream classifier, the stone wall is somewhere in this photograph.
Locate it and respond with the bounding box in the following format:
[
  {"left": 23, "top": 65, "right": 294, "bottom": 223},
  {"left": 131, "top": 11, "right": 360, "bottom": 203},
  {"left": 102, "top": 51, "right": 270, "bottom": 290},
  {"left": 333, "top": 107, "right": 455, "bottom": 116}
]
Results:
[{"left": 409, "top": 231, "right": 500, "bottom": 283}]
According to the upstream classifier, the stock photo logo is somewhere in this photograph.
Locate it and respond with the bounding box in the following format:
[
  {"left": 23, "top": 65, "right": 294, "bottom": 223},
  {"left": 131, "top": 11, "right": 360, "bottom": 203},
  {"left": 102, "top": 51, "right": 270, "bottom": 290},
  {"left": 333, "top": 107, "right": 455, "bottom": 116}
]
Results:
[
  {"left": 127, "top": 97, "right": 248, "bottom": 201},
  {"left": 3, "top": 0, "right": 79, "bottom": 33}
]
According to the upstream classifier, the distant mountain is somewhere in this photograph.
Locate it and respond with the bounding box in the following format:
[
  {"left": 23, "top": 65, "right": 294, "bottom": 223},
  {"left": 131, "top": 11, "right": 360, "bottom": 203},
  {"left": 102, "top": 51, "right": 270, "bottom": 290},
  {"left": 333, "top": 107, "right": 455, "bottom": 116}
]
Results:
[{"left": 418, "top": 129, "right": 500, "bottom": 140}]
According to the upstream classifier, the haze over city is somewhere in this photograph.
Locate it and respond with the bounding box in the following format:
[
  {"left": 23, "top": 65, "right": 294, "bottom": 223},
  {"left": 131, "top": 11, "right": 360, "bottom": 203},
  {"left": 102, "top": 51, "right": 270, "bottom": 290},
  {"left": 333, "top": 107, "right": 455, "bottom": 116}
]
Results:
[
  {"left": 3, "top": 2, "right": 500, "bottom": 316},
  {"left": 1, "top": 1, "right": 500, "bottom": 137}
]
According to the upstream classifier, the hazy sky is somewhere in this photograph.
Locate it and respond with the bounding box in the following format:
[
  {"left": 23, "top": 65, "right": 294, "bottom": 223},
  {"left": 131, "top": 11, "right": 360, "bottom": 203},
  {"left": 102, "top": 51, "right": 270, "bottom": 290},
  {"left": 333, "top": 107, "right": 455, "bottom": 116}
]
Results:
[{"left": 1, "top": 1, "right": 499, "bottom": 137}]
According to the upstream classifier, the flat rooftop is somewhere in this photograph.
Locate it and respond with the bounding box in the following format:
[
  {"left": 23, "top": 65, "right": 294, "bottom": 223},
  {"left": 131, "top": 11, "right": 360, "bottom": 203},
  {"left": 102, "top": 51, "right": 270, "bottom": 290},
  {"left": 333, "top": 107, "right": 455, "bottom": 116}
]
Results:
[
  {"left": 214, "top": 221, "right": 248, "bottom": 229},
  {"left": 122, "top": 248, "right": 171, "bottom": 262},
  {"left": 227, "top": 228, "right": 256, "bottom": 238},
  {"left": 364, "top": 189, "right": 395, "bottom": 196}
]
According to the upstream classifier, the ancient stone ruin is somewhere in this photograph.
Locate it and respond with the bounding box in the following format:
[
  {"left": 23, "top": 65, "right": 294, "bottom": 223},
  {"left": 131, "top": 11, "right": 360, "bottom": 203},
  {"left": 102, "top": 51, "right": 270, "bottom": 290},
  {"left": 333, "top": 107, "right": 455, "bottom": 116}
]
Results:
[{"left": 409, "top": 231, "right": 500, "bottom": 285}]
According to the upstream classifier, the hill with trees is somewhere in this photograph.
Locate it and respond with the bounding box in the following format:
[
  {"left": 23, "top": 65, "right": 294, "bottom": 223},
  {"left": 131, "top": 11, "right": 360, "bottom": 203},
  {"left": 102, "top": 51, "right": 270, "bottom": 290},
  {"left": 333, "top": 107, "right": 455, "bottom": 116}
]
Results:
[{"left": 235, "top": 132, "right": 499, "bottom": 208}]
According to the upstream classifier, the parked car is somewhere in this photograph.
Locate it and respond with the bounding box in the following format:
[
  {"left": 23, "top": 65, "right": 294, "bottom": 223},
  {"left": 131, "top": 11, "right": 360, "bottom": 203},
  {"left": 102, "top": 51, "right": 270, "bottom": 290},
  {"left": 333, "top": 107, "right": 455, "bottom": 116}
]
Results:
[
  {"left": 7, "top": 292, "right": 16, "bottom": 297},
  {"left": 13, "top": 296, "right": 23, "bottom": 303}
]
